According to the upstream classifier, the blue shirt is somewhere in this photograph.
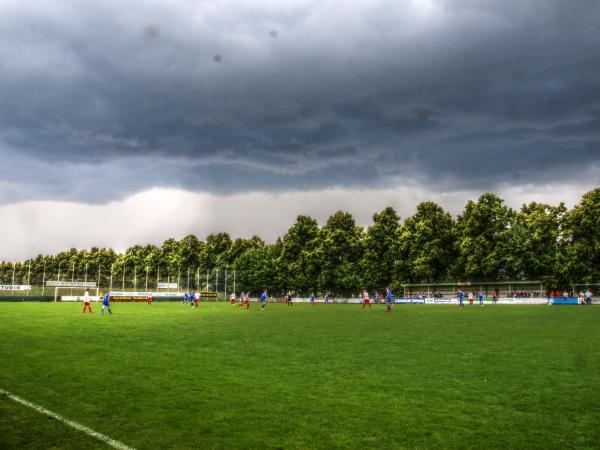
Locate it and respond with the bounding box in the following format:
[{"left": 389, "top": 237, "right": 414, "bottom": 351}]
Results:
[
  {"left": 260, "top": 292, "right": 267, "bottom": 301},
  {"left": 310, "top": 294, "right": 315, "bottom": 301},
  {"left": 459, "top": 291, "right": 464, "bottom": 300},
  {"left": 103, "top": 293, "right": 110, "bottom": 306}
]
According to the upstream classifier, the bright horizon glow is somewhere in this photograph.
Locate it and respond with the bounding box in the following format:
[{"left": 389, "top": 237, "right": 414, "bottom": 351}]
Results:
[{"left": 0, "top": 183, "right": 593, "bottom": 261}]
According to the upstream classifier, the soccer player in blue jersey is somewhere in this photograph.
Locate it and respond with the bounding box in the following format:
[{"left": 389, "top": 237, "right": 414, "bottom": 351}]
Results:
[
  {"left": 183, "top": 290, "right": 189, "bottom": 305},
  {"left": 324, "top": 292, "right": 329, "bottom": 304},
  {"left": 385, "top": 287, "right": 393, "bottom": 312},
  {"left": 309, "top": 292, "right": 315, "bottom": 305},
  {"left": 478, "top": 291, "right": 484, "bottom": 307},
  {"left": 458, "top": 289, "right": 465, "bottom": 309},
  {"left": 260, "top": 290, "right": 268, "bottom": 309},
  {"left": 101, "top": 292, "right": 112, "bottom": 315}
]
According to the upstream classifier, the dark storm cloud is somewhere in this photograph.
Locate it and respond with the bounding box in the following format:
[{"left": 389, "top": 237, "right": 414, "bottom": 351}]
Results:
[{"left": 1, "top": 0, "right": 599, "bottom": 203}]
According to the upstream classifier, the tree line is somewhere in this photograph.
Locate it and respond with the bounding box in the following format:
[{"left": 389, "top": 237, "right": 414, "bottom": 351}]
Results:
[{"left": 1, "top": 188, "right": 599, "bottom": 295}]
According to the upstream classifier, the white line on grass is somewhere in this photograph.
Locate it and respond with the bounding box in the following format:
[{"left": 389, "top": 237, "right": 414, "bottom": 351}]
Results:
[{"left": 0, "top": 388, "right": 136, "bottom": 450}]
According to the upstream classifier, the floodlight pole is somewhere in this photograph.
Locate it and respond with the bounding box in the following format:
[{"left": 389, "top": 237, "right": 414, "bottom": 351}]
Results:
[
  {"left": 206, "top": 269, "right": 209, "bottom": 291},
  {"left": 11, "top": 262, "right": 15, "bottom": 286},
  {"left": 57, "top": 260, "right": 61, "bottom": 282},
  {"left": 134, "top": 266, "right": 137, "bottom": 292},
  {"left": 225, "top": 269, "right": 228, "bottom": 300},
  {"left": 122, "top": 262, "right": 126, "bottom": 291},
  {"left": 97, "top": 263, "right": 101, "bottom": 293},
  {"left": 41, "top": 258, "right": 46, "bottom": 297},
  {"left": 216, "top": 269, "right": 219, "bottom": 301},
  {"left": 71, "top": 262, "right": 75, "bottom": 296},
  {"left": 145, "top": 266, "right": 149, "bottom": 292},
  {"left": 27, "top": 260, "right": 31, "bottom": 296},
  {"left": 187, "top": 267, "right": 190, "bottom": 291},
  {"left": 84, "top": 263, "right": 88, "bottom": 284},
  {"left": 233, "top": 269, "right": 236, "bottom": 295},
  {"left": 157, "top": 267, "right": 160, "bottom": 291},
  {"left": 110, "top": 264, "right": 114, "bottom": 292}
]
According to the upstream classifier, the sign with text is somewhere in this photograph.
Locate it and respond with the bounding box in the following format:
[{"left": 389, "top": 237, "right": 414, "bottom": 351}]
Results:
[
  {"left": 46, "top": 281, "right": 97, "bottom": 288},
  {"left": 105, "top": 291, "right": 218, "bottom": 302},
  {"left": 157, "top": 282, "right": 178, "bottom": 289},
  {"left": 0, "top": 285, "right": 32, "bottom": 291}
]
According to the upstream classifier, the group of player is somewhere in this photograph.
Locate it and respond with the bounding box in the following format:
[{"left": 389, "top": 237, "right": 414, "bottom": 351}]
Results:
[
  {"left": 283, "top": 288, "right": 395, "bottom": 312},
  {"left": 229, "top": 290, "right": 269, "bottom": 309},
  {"left": 82, "top": 286, "right": 396, "bottom": 314},
  {"left": 360, "top": 288, "right": 394, "bottom": 312},
  {"left": 229, "top": 291, "right": 251, "bottom": 309},
  {"left": 457, "top": 289, "right": 491, "bottom": 308},
  {"left": 82, "top": 288, "right": 113, "bottom": 315},
  {"left": 183, "top": 290, "right": 202, "bottom": 308}
]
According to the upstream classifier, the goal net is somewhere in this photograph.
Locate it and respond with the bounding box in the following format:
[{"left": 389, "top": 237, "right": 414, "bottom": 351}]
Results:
[{"left": 54, "top": 286, "right": 100, "bottom": 302}]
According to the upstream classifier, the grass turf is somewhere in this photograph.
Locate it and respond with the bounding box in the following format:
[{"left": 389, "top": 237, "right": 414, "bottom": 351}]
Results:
[{"left": 0, "top": 302, "right": 599, "bottom": 449}]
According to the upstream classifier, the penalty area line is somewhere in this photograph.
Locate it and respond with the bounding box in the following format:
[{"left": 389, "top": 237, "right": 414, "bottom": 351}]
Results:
[{"left": 0, "top": 388, "right": 136, "bottom": 450}]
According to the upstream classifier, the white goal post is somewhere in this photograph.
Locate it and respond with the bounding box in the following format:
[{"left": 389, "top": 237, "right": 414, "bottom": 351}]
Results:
[{"left": 53, "top": 286, "right": 100, "bottom": 302}]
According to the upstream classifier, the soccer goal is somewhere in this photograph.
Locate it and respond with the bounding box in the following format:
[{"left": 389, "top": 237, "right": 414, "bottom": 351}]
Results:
[{"left": 53, "top": 286, "right": 100, "bottom": 302}]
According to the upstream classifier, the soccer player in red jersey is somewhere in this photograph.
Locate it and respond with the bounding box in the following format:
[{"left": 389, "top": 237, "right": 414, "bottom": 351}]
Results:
[
  {"left": 238, "top": 292, "right": 250, "bottom": 309},
  {"left": 82, "top": 289, "right": 93, "bottom": 314},
  {"left": 362, "top": 290, "right": 371, "bottom": 309},
  {"left": 147, "top": 290, "right": 153, "bottom": 305}
]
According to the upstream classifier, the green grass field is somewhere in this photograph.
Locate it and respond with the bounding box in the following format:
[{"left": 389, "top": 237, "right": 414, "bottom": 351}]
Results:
[{"left": 1, "top": 302, "right": 599, "bottom": 449}]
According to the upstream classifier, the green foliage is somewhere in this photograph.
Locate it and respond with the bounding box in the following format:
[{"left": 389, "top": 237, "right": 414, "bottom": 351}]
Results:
[
  {"left": 560, "top": 188, "right": 600, "bottom": 283},
  {"left": 362, "top": 207, "right": 401, "bottom": 291},
  {"left": 454, "top": 193, "right": 513, "bottom": 281},
  {"left": 279, "top": 215, "right": 320, "bottom": 294},
  {"left": 316, "top": 211, "right": 364, "bottom": 295},
  {"left": 226, "top": 236, "right": 265, "bottom": 268},
  {"left": 233, "top": 246, "right": 275, "bottom": 294},
  {"left": 502, "top": 202, "right": 566, "bottom": 283},
  {"left": 203, "top": 232, "right": 232, "bottom": 268},
  {"left": 397, "top": 202, "right": 455, "bottom": 283}
]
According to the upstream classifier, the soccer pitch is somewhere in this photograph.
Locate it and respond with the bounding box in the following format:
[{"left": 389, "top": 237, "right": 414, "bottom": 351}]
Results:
[{"left": 1, "top": 303, "right": 599, "bottom": 449}]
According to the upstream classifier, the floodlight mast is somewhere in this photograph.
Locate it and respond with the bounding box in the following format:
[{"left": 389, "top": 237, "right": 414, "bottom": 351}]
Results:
[
  {"left": 27, "top": 261, "right": 31, "bottom": 297},
  {"left": 41, "top": 259, "right": 46, "bottom": 297}
]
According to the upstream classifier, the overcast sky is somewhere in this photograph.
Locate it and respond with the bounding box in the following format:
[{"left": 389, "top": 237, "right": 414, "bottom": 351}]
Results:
[{"left": 1, "top": 0, "right": 599, "bottom": 259}]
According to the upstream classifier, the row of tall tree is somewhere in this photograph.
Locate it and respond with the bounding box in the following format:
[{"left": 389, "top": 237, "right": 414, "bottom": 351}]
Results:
[{"left": 1, "top": 189, "right": 599, "bottom": 295}]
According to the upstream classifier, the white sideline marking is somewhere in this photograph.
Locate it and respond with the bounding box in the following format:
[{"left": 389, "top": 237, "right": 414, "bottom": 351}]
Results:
[{"left": 0, "top": 388, "right": 136, "bottom": 450}]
